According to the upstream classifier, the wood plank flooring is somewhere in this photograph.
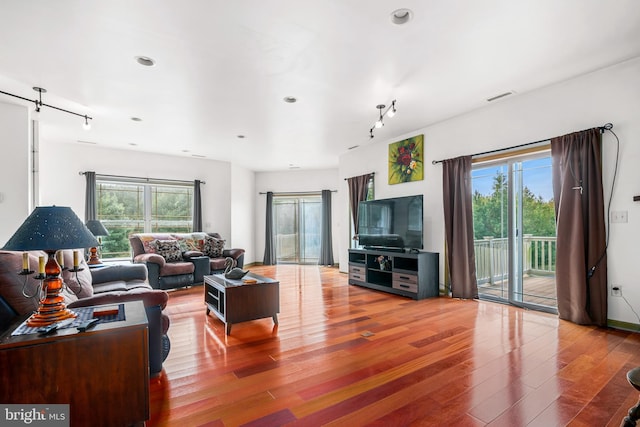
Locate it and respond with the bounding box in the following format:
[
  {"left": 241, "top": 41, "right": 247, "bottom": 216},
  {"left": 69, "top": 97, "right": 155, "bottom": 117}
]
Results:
[{"left": 148, "top": 265, "right": 640, "bottom": 426}]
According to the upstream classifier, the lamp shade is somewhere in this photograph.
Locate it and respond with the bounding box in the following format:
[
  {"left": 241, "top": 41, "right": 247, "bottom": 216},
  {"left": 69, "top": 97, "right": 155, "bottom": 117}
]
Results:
[
  {"left": 85, "top": 219, "right": 110, "bottom": 237},
  {"left": 2, "top": 206, "right": 99, "bottom": 251}
]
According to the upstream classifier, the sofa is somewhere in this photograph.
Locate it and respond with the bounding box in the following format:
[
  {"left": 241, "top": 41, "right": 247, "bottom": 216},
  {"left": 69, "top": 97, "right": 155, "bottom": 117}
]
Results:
[
  {"left": 0, "top": 250, "right": 170, "bottom": 376},
  {"left": 129, "top": 232, "right": 245, "bottom": 290}
]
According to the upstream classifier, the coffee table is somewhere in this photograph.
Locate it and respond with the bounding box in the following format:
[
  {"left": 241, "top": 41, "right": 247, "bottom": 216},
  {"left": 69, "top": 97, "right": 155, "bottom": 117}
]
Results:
[{"left": 204, "top": 272, "right": 280, "bottom": 335}]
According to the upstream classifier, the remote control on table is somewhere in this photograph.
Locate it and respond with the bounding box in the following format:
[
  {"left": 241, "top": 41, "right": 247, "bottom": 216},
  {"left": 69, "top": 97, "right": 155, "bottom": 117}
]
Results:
[
  {"left": 37, "top": 318, "right": 75, "bottom": 336},
  {"left": 77, "top": 318, "right": 100, "bottom": 332}
]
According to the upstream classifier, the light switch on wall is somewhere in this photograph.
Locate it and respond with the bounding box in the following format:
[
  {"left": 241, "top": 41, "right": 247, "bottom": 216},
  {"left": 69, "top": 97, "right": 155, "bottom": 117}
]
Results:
[{"left": 610, "top": 211, "right": 628, "bottom": 223}]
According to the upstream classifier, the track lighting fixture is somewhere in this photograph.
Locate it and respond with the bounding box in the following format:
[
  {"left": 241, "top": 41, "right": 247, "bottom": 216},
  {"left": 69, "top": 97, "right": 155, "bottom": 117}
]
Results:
[
  {"left": 0, "top": 87, "right": 93, "bottom": 129},
  {"left": 369, "top": 100, "right": 397, "bottom": 138}
]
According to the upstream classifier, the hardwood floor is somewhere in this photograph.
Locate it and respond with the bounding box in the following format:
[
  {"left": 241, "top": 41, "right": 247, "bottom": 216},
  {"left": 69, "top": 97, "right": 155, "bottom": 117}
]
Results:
[{"left": 148, "top": 265, "right": 640, "bottom": 426}]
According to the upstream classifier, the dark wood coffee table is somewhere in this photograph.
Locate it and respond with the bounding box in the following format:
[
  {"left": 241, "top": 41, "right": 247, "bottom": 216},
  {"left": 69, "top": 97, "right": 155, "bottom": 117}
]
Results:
[{"left": 204, "top": 273, "right": 279, "bottom": 335}]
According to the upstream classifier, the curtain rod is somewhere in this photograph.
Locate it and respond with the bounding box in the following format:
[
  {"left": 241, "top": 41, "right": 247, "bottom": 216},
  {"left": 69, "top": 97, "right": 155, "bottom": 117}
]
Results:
[
  {"left": 343, "top": 171, "right": 375, "bottom": 180},
  {"left": 431, "top": 123, "right": 613, "bottom": 165},
  {"left": 79, "top": 171, "right": 205, "bottom": 185},
  {"left": 259, "top": 190, "right": 337, "bottom": 195}
]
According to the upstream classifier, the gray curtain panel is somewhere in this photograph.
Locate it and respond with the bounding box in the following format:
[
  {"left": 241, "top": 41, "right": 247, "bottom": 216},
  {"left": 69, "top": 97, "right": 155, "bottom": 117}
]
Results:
[
  {"left": 263, "top": 191, "right": 276, "bottom": 265},
  {"left": 442, "top": 156, "right": 478, "bottom": 299},
  {"left": 318, "top": 189, "right": 334, "bottom": 266},
  {"left": 347, "top": 173, "right": 373, "bottom": 238},
  {"left": 193, "top": 180, "right": 203, "bottom": 232},
  {"left": 84, "top": 171, "right": 96, "bottom": 221},
  {"left": 551, "top": 128, "right": 607, "bottom": 326}
]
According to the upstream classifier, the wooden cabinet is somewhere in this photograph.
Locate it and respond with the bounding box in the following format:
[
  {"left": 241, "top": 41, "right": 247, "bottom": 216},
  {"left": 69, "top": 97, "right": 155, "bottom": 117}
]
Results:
[
  {"left": 0, "top": 301, "right": 149, "bottom": 427},
  {"left": 348, "top": 248, "right": 439, "bottom": 300}
]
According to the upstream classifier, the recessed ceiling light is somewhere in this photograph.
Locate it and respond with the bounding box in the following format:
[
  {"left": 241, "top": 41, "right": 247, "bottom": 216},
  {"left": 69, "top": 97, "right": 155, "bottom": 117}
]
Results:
[
  {"left": 128, "top": 143, "right": 138, "bottom": 146},
  {"left": 237, "top": 135, "right": 246, "bottom": 139},
  {"left": 181, "top": 149, "right": 190, "bottom": 153},
  {"left": 192, "top": 154, "right": 206, "bottom": 158},
  {"left": 283, "top": 96, "right": 297, "bottom": 103},
  {"left": 131, "top": 117, "right": 143, "bottom": 122},
  {"left": 135, "top": 56, "right": 156, "bottom": 67},
  {"left": 348, "top": 145, "right": 360, "bottom": 150},
  {"left": 390, "top": 8, "right": 413, "bottom": 25},
  {"left": 77, "top": 140, "right": 97, "bottom": 145}
]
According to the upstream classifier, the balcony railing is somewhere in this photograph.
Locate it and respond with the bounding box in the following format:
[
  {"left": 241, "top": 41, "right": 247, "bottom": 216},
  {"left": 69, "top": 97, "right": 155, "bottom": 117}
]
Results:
[{"left": 474, "top": 235, "right": 556, "bottom": 285}]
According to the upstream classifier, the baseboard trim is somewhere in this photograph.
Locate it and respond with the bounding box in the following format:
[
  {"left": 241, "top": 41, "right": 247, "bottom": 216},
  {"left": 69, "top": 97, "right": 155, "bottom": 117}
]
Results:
[
  {"left": 608, "top": 319, "right": 640, "bottom": 332},
  {"left": 244, "top": 262, "right": 339, "bottom": 268}
]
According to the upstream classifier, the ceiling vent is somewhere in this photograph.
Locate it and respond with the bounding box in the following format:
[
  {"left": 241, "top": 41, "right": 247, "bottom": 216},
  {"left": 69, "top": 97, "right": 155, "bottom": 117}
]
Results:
[{"left": 487, "top": 91, "right": 514, "bottom": 102}]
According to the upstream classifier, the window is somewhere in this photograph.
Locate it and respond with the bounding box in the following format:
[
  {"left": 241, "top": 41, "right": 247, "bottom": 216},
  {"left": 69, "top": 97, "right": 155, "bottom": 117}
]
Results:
[
  {"left": 471, "top": 152, "right": 557, "bottom": 312},
  {"left": 273, "top": 194, "right": 321, "bottom": 264},
  {"left": 96, "top": 177, "right": 194, "bottom": 259}
]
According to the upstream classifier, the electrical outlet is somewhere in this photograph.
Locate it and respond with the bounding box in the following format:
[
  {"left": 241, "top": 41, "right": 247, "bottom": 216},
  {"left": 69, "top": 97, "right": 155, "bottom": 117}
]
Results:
[{"left": 611, "top": 285, "right": 622, "bottom": 297}]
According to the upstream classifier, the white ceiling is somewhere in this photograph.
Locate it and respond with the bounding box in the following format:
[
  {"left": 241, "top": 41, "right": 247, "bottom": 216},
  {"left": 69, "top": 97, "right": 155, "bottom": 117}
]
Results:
[{"left": 1, "top": 1, "right": 639, "bottom": 171}]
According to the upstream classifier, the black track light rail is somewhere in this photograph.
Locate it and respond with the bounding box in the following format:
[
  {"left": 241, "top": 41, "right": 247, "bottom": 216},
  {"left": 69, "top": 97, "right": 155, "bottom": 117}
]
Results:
[{"left": 0, "top": 88, "right": 92, "bottom": 122}]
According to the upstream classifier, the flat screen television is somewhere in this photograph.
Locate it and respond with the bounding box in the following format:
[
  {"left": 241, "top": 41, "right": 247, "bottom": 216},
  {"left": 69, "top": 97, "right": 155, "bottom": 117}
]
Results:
[{"left": 357, "top": 195, "right": 423, "bottom": 250}]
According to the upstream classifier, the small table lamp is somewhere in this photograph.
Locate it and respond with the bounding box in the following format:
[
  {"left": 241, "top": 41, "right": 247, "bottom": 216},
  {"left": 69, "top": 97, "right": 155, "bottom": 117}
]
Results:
[
  {"left": 85, "top": 219, "right": 110, "bottom": 266},
  {"left": 1, "top": 206, "right": 99, "bottom": 327}
]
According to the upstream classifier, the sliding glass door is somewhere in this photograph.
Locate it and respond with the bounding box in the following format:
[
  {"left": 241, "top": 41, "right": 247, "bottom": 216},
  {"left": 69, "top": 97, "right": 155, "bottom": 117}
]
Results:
[
  {"left": 273, "top": 195, "right": 321, "bottom": 264},
  {"left": 472, "top": 153, "right": 557, "bottom": 312}
]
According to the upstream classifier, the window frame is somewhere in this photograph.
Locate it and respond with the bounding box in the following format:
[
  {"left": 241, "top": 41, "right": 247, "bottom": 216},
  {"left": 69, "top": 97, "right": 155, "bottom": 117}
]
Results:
[{"left": 95, "top": 176, "right": 195, "bottom": 259}]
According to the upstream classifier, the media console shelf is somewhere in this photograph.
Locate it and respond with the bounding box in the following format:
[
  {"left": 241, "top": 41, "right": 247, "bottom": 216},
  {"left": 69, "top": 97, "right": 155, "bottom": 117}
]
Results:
[{"left": 348, "top": 248, "right": 439, "bottom": 300}]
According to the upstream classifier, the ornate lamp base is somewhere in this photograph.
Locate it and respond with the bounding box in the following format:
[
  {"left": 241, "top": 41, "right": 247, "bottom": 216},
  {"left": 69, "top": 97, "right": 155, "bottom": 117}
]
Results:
[
  {"left": 26, "top": 251, "right": 77, "bottom": 327},
  {"left": 87, "top": 246, "right": 102, "bottom": 266}
]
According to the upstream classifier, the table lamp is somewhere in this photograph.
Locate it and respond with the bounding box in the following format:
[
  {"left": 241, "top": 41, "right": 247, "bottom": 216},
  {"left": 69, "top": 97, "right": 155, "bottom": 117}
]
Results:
[
  {"left": 1, "top": 206, "right": 99, "bottom": 327},
  {"left": 85, "top": 219, "right": 109, "bottom": 266}
]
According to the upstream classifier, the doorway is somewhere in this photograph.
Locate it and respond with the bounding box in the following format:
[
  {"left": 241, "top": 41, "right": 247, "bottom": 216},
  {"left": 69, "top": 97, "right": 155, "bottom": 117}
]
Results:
[
  {"left": 273, "top": 194, "right": 321, "bottom": 264},
  {"left": 471, "top": 153, "right": 557, "bottom": 312}
]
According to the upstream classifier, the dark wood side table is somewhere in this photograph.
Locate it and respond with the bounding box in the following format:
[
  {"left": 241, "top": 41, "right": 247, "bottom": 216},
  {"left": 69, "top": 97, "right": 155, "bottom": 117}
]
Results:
[
  {"left": 204, "top": 273, "right": 279, "bottom": 335},
  {"left": 0, "top": 300, "right": 149, "bottom": 427}
]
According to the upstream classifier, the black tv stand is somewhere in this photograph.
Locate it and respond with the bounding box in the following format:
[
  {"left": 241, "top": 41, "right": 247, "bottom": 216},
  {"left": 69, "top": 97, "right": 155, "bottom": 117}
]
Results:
[{"left": 348, "top": 248, "right": 439, "bottom": 300}]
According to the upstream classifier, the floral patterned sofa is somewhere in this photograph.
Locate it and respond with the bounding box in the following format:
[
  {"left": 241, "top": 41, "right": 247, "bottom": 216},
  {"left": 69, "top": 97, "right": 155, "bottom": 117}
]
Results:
[{"left": 128, "top": 232, "right": 245, "bottom": 290}]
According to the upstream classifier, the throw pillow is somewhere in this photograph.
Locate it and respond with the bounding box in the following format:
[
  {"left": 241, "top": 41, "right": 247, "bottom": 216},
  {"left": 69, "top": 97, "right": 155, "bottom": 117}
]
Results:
[
  {"left": 138, "top": 235, "right": 158, "bottom": 253},
  {"left": 151, "top": 239, "right": 182, "bottom": 263},
  {"left": 202, "top": 235, "right": 225, "bottom": 258},
  {"left": 191, "top": 232, "right": 207, "bottom": 251},
  {"left": 173, "top": 235, "right": 200, "bottom": 252}
]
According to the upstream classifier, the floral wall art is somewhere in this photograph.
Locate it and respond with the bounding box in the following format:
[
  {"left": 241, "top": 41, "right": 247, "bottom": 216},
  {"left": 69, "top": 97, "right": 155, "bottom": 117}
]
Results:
[{"left": 388, "top": 134, "right": 424, "bottom": 184}]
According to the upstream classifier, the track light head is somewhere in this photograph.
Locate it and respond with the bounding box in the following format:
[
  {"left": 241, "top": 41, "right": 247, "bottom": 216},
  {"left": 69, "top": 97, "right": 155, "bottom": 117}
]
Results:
[
  {"left": 387, "top": 101, "right": 396, "bottom": 118},
  {"left": 83, "top": 115, "right": 91, "bottom": 130}
]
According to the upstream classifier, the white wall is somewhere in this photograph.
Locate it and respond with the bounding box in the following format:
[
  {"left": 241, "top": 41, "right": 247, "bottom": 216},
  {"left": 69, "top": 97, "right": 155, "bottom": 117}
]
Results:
[
  {"left": 231, "top": 164, "right": 256, "bottom": 264},
  {"left": 38, "top": 142, "right": 234, "bottom": 244},
  {"left": 338, "top": 57, "right": 640, "bottom": 325},
  {"left": 254, "top": 169, "right": 340, "bottom": 264},
  {"left": 0, "top": 102, "right": 31, "bottom": 244}
]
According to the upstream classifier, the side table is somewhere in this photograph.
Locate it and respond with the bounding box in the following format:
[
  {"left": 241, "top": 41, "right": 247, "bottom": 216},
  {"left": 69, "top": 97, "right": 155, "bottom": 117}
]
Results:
[
  {"left": 0, "top": 300, "right": 149, "bottom": 427},
  {"left": 204, "top": 273, "right": 279, "bottom": 335}
]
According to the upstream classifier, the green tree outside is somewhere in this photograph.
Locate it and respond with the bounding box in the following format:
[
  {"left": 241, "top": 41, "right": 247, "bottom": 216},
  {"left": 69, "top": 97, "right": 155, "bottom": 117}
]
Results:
[{"left": 472, "top": 171, "right": 556, "bottom": 272}]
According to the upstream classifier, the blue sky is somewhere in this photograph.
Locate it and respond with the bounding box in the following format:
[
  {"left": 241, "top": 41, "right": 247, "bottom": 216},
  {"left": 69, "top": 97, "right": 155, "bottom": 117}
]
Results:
[{"left": 471, "top": 157, "right": 553, "bottom": 201}]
